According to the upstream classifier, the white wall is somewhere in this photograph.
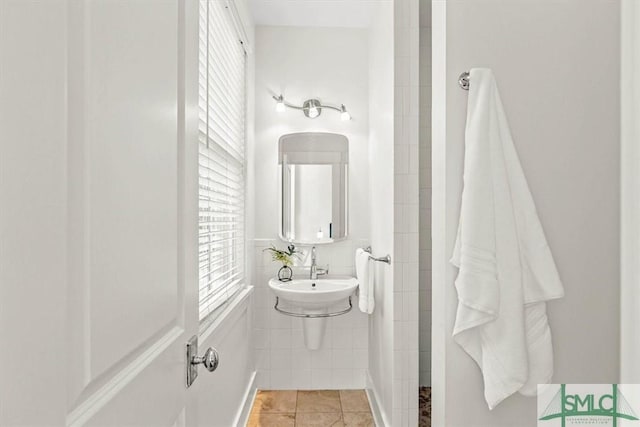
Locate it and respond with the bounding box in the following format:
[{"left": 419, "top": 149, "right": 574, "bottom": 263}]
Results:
[
  {"left": 252, "top": 25, "right": 371, "bottom": 390},
  {"left": 432, "top": 1, "right": 621, "bottom": 426},
  {"left": 366, "top": 1, "right": 396, "bottom": 424},
  {"left": 253, "top": 26, "right": 370, "bottom": 241}
]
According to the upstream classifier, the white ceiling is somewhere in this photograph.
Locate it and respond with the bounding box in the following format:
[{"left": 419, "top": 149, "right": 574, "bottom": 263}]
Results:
[{"left": 248, "top": 0, "right": 381, "bottom": 28}]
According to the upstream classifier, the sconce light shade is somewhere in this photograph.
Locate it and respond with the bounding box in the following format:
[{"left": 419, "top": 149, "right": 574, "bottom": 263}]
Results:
[
  {"left": 340, "top": 104, "right": 351, "bottom": 121},
  {"left": 275, "top": 95, "right": 286, "bottom": 113},
  {"left": 308, "top": 107, "right": 320, "bottom": 118}
]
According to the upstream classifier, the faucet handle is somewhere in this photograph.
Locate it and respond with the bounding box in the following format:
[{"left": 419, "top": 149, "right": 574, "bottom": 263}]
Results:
[{"left": 316, "top": 265, "right": 329, "bottom": 276}]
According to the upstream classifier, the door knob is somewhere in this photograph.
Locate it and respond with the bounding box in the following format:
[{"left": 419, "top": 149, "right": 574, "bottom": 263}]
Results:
[
  {"left": 191, "top": 347, "right": 219, "bottom": 372},
  {"left": 186, "top": 336, "right": 220, "bottom": 387}
]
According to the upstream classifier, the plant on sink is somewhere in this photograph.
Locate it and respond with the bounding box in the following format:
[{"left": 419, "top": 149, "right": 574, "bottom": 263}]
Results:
[{"left": 264, "top": 244, "right": 301, "bottom": 282}]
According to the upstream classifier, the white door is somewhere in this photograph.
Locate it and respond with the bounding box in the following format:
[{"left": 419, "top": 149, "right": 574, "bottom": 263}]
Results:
[{"left": 0, "top": 0, "right": 204, "bottom": 425}]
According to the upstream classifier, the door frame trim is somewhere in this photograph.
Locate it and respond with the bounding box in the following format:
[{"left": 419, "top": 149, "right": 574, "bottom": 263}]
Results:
[{"left": 620, "top": 0, "right": 640, "bottom": 383}]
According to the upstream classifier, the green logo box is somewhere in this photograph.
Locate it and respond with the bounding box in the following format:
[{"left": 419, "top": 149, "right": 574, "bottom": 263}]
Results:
[{"left": 538, "top": 384, "right": 640, "bottom": 426}]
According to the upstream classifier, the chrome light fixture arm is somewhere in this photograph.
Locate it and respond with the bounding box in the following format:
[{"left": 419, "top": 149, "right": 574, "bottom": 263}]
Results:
[
  {"left": 273, "top": 95, "right": 304, "bottom": 111},
  {"left": 272, "top": 94, "right": 351, "bottom": 120}
]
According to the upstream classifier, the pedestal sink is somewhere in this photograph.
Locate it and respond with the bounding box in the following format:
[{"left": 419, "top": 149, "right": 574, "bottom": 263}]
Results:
[{"left": 268, "top": 276, "right": 358, "bottom": 350}]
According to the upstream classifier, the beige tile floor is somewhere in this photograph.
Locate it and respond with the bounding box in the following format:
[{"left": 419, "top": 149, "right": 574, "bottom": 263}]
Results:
[{"left": 248, "top": 390, "right": 374, "bottom": 427}]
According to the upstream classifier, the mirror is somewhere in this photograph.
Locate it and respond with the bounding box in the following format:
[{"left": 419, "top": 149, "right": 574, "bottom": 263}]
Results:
[{"left": 279, "top": 132, "right": 348, "bottom": 244}]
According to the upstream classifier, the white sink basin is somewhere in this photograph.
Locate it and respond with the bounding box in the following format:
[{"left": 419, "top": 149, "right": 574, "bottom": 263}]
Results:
[
  {"left": 268, "top": 276, "right": 358, "bottom": 349},
  {"left": 268, "top": 276, "right": 358, "bottom": 309}
]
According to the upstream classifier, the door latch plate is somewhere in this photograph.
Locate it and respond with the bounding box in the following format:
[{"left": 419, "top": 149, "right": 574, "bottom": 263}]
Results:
[{"left": 186, "top": 335, "right": 198, "bottom": 388}]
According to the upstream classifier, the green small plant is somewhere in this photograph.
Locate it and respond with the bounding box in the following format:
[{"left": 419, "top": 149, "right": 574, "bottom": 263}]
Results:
[{"left": 263, "top": 244, "right": 301, "bottom": 267}]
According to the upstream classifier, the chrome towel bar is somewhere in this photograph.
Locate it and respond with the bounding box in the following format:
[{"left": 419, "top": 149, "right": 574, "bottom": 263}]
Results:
[
  {"left": 274, "top": 296, "right": 353, "bottom": 318},
  {"left": 363, "top": 246, "right": 391, "bottom": 265}
]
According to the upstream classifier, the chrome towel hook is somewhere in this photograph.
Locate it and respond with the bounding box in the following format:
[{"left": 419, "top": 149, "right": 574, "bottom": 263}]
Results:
[{"left": 459, "top": 71, "right": 470, "bottom": 90}]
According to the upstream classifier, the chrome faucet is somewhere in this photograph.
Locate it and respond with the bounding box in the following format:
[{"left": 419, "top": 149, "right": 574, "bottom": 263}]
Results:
[{"left": 310, "top": 246, "right": 328, "bottom": 280}]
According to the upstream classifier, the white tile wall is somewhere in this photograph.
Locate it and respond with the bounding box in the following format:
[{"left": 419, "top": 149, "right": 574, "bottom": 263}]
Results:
[
  {"left": 393, "top": 0, "right": 421, "bottom": 424},
  {"left": 252, "top": 238, "right": 370, "bottom": 390}
]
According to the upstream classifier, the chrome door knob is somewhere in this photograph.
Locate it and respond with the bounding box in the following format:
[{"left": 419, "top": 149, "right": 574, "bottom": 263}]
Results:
[{"left": 191, "top": 347, "right": 219, "bottom": 372}]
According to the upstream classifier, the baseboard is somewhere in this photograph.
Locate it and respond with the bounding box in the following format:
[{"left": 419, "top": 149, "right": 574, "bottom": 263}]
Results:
[
  {"left": 234, "top": 370, "right": 257, "bottom": 427},
  {"left": 366, "top": 371, "right": 389, "bottom": 427}
]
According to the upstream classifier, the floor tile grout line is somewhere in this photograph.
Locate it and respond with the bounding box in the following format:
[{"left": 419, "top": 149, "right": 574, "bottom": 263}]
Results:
[{"left": 249, "top": 389, "right": 375, "bottom": 426}]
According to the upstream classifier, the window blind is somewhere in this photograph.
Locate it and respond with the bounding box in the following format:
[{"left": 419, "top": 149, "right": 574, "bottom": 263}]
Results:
[{"left": 198, "top": 0, "right": 246, "bottom": 321}]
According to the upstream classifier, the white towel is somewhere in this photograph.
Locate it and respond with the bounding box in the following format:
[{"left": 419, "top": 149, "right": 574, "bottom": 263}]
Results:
[
  {"left": 451, "top": 68, "right": 564, "bottom": 409},
  {"left": 356, "top": 248, "right": 374, "bottom": 314}
]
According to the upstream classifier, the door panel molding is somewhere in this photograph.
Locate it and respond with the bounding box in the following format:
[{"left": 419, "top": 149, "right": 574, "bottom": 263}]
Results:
[
  {"left": 83, "top": 0, "right": 180, "bottom": 379},
  {"left": 66, "top": 326, "right": 183, "bottom": 427}
]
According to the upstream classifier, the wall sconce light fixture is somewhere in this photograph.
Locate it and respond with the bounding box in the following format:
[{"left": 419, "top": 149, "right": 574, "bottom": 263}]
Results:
[{"left": 272, "top": 94, "right": 351, "bottom": 121}]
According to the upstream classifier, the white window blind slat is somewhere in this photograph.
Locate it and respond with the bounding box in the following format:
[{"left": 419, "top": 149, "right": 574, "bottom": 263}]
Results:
[
  {"left": 198, "top": 0, "right": 246, "bottom": 321},
  {"left": 199, "top": 156, "right": 244, "bottom": 183}
]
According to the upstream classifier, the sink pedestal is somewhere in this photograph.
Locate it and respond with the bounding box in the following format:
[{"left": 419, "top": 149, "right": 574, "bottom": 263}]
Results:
[{"left": 302, "top": 314, "right": 327, "bottom": 350}]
